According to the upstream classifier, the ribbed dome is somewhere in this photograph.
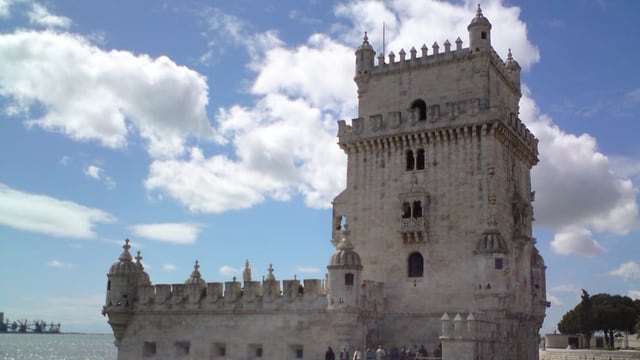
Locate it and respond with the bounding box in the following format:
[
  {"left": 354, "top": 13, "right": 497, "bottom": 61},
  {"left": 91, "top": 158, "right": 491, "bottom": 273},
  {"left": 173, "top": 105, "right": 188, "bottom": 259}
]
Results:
[
  {"left": 468, "top": 5, "right": 492, "bottom": 29},
  {"left": 109, "top": 239, "right": 140, "bottom": 275},
  {"left": 505, "top": 49, "right": 521, "bottom": 71},
  {"left": 329, "top": 232, "right": 362, "bottom": 268},
  {"left": 475, "top": 230, "right": 508, "bottom": 254},
  {"left": 357, "top": 32, "right": 375, "bottom": 52},
  {"left": 185, "top": 260, "right": 206, "bottom": 287}
]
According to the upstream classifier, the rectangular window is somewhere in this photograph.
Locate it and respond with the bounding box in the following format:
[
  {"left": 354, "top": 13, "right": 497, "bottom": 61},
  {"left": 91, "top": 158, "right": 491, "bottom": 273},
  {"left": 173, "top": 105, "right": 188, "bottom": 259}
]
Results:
[
  {"left": 143, "top": 342, "right": 156, "bottom": 357},
  {"left": 495, "top": 258, "right": 503, "bottom": 270},
  {"left": 212, "top": 343, "right": 226, "bottom": 357},
  {"left": 175, "top": 341, "right": 190, "bottom": 357}
]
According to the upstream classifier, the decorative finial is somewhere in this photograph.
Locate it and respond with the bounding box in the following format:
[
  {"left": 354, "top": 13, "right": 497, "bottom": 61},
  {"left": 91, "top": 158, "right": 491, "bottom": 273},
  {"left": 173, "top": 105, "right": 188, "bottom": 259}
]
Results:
[
  {"left": 118, "top": 239, "right": 133, "bottom": 261},
  {"left": 507, "top": 48, "right": 513, "bottom": 60},
  {"left": 476, "top": 4, "right": 483, "bottom": 16},
  {"left": 363, "top": 31, "right": 369, "bottom": 44},
  {"left": 194, "top": 260, "right": 200, "bottom": 271},
  {"left": 135, "top": 251, "right": 144, "bottom": 270}
]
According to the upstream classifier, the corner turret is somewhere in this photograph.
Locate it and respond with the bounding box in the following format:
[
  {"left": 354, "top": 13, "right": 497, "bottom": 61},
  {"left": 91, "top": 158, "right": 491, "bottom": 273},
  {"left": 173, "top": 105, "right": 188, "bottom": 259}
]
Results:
[
  {"left": 467, "top": 5, "right": 492, "bottom": 52},
  {"left": 103, "top": 239, "right": 144, "bottom": 342},
  {"left": 354, "top": 32, "right": 376, "bottom": 97},
  {"left": 327, "top": 227, "right": 363, "bottom": 309}
]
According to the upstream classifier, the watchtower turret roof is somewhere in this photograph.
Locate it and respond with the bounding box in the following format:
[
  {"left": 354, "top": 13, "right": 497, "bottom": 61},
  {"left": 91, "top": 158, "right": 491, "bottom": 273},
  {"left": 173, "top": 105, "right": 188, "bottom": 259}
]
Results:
[
  {"left": 109, "top": 239, "right": 139, "bottom": 275},
  {"left": 185, "top": 260, "right": 206, "bottom": 287},
  {"left": 468, "top": 4, "right": 492, "bottom": 29}
]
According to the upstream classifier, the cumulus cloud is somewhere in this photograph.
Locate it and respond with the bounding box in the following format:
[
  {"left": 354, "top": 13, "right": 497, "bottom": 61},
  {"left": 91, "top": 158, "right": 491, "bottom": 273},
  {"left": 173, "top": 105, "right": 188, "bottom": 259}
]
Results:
[
  {"left": 0, "top": 30, "right": 219, "bottom": 159},
  {"left": 607, "top": 261, "right": 640, "bottom": 281},
  {"left": 550, "top": 227, "right": 605, "bottom": 257},
  {"left": 219, "top": 265, "right": 239, "bottom": 277},
  {"left": 0, "top": 183, "right": 116, "bottom": 238},
  {"left": 128, "top": 223, "right": 202, "bottom": 245},
  {"left": 83, "top": 164, "right": 116, "bottom": 189},
  {"left": 163, "top": 263, "right": 177, "bottom": 271},
  {"left": 27, "top": 3, "right": 71, "bottom": 29}
]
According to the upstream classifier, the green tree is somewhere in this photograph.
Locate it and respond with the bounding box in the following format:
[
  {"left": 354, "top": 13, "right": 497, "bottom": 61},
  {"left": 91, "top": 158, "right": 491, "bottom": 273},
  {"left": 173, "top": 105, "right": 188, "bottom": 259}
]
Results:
[{"left": 558, "top": 293, "right": 640, "bottom": 349}]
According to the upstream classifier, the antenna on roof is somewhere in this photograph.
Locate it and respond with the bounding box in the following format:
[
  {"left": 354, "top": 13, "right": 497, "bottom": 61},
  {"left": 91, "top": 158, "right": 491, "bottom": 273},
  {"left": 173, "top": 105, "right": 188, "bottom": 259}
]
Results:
[{"left": 382, "top": 21, "right": 386, "bottom": 59}]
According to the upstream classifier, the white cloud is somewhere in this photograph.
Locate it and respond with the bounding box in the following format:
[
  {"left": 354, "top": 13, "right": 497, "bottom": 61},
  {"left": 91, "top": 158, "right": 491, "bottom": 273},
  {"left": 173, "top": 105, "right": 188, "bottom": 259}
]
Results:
[
  {"left": 546, "top": 294, "right": 563, "bottom": 307},
  {"left": 0, "top": 30, "right": 219, "bottom": 159},
  {"left": 28, "top": 3, "right": 71, "bottom": 29},
  {"left": 47, "top": 260, "right": 72, "bottom": 268},
  {"left": 128, "top": 223, "right": 202, "bottom": 245},
  {"left": 295, "top": 266, "right": 321, "bottom": 274},
  {"left": 0, "top": 0, "right": 12, "bottom": 18},
  {"left": 629, "top": 290, "right": 640, "bottom": 300},
  {"left": 550, "top": 226, "right": 605, "bottom": 257},
  {"left": 59, "top": 155, "right": 71, "bottom": 166},
  {"left": 219, "top": 265, "right": 239, "bottom": 277},
  {"left": 84, "top": 165, "right": 102, "bottom": 180},
  {"left": 549, "top": 284, "right": 581, "bottom": 293},
  {"left": 607, "top": 261, "right": 640, "bottom": 281},
  {"left": 163, "top": 263, "right": 177, "bottom": 271},
  {"left": 83, "top": 164, "right": 116, "bottom": 189},
  {"left": 518, "top": 86, "right": 639, "bottom": 256},
  {"left": 0, "top": 183, "right": 116, "bottom": 238}
]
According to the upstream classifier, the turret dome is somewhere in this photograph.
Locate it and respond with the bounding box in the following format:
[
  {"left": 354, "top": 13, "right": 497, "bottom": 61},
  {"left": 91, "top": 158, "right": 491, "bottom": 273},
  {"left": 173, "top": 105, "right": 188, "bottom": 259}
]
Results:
[
  {"left": 467, "top": 4, "right": 492, "bottom": 30},
  {"left": 475, "top": 230, "right": 509, "bottom": 254},
  {"left": 329, "top": 230, "right": 362, "bottom": 268},
  {"left": 185, "top": 260, "right": 206, "bottom": 287},
  {"left": 505, "top": 49, "right": 521, "bottom": 71},
  {"left": 109, "top": 239, "right": 140, "bottom": 275}
]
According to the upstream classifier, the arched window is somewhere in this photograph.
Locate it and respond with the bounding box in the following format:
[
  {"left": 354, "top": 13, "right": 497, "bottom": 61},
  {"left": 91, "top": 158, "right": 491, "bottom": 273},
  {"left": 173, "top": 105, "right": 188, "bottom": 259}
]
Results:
[
  {"left": 408, "top": 252, "right": 424, "bottom": 278},
  {"left": 411, "top": 99, "right": 427, "bottom": 121},
  {"left": 412, "top": 201, "right": 422, "bottom": 218},
  {"left": 416, "top": 148, "right": 425, "bottom": 170},
  {"left": 345, "top": 273, "right": 354, "bottom": 286},
  {"left": 402, "top": 202, "right": 412, "bottom": 219},
  {"left": 406, "top": 150, "right": 415, "bottom": 170}
]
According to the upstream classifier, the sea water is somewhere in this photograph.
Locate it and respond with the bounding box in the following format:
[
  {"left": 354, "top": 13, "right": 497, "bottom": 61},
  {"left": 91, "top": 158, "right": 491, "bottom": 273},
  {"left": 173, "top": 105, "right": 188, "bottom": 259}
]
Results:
[{"left": 0, "top": 333, "right": 117, "bottom": 360}]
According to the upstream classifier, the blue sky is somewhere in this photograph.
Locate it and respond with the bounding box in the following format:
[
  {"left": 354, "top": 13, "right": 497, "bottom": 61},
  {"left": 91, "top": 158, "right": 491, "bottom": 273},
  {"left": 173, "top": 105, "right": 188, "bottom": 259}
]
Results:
[{"left": 0, "top": 0, "right": 638, "bottom": 335}]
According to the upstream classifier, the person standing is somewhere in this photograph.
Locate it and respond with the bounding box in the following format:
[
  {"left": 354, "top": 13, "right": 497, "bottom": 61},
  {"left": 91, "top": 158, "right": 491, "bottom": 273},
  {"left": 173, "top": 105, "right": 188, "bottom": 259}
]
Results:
[
  {"left": 326, "top": 346, "right": 336, "bottom": 360},
  {"left": 375, "top": 345, "right": 386, "bottom": 360},
  {"left": 340, "top": 347, "right": 350, "bottom": 360},
  {"left": 353, "top": 347, "right": 362, "bottom": 360}
]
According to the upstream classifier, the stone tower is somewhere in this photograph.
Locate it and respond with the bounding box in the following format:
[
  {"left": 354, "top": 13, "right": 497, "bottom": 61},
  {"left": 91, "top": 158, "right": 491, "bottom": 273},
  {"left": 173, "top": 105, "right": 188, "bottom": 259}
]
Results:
[{"left": 333, "top": 6, "right": 546, "bottom": 359}]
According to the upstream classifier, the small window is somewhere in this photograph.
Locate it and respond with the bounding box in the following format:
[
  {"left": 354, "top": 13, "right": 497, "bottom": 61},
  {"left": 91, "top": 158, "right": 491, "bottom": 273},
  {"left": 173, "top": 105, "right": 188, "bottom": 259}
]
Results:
[
  {"left": 175, "top": 341, "right": 190, "bottom": 357},
  {"left": 256, "top": 347, "right": 263, "bottom": 357},
  {"left": 296, "top": 348, "right": 303, "bottom": 359},
  {"left": 416, "top": 149, "right": 425, "bottom": 170},
  {"left": 107, "top": 281, "right": 111, "bottom": 291},
  {"left": 411, "top": 99, "right": 427, "bottom": 121},
  {"left": 345, "top": 273, "right": 354, "bottom": 286},
  {"left": 495, "top": 258, "right": 503, "bottom": 270},
  {"left": 214, "top": 343, "right": 226, "bottom": 357},
  {"left": 481, "top": 32, "right": 487, "bottom": 39},
  {"left": 406, "top": 150, "right": 415, "bottom": 170},
  {"left": 408, "top": 252, "right": 424, "bottom": 278},
  {"left": 143, "top": 342, "right": 157, "bottom": 357}
]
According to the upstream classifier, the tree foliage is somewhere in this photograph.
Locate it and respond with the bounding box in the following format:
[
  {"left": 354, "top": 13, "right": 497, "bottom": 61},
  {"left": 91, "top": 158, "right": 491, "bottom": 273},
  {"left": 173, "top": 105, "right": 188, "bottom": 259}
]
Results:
[{"left": 558, "top": 292, "right": 640, "bottom": 349}]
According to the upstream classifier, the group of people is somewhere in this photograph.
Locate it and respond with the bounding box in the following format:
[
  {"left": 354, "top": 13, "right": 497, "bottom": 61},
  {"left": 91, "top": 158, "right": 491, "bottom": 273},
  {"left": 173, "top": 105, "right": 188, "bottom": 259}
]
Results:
[
  {"left": 325, "top": 345, "right": 385, "bottom": 360},
  {"left": 326, "top": 344, "right": 441, "bottom": 360}
]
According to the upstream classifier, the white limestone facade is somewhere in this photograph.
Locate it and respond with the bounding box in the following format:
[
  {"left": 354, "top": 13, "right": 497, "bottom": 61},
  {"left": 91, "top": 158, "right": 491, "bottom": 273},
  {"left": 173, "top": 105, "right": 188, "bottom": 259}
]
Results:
[{"left": 103, "top": 6, "right": 547, "bottom": 360}]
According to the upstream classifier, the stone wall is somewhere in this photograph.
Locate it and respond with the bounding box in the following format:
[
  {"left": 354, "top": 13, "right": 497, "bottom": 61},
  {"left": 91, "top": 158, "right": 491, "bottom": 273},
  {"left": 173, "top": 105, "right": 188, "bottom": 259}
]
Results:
[{"left": 540, "top": 349, "right": 640, "bottom": 360}]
